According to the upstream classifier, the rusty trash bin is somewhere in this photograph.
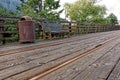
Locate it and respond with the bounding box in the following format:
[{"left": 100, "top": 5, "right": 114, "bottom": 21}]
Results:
[{"left": 18, "top": 16, "right": 35, "bottom": 43}]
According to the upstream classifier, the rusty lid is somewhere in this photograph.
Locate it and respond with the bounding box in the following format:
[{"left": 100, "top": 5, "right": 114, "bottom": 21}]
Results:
[{"left": 20, "top": 16, "right": 32, "bottom": 21}]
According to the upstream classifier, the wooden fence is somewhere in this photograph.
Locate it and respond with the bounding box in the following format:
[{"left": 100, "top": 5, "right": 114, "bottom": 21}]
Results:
[{"left": 0, "top": 16, "right": 120, "bottom": 45}]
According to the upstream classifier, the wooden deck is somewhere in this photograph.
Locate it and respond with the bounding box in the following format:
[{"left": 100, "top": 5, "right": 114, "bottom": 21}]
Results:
[
  {"left": 42, "top": 38, "right": 120, "bottom": 80},
  {"left": 0, "top": 30, "right": 120, "bottom": 80}
]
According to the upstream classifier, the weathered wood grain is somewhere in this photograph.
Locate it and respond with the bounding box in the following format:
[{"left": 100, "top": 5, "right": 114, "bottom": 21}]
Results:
[
  {"left": 41, "top": 38, "right": 120, "bottom": 80},
  {"left": 107, "top": 58, "right": 120, "bottom": 80},
  {"left": 73, "top": 41, "right": 120, "bottom": 80},
  {"left": 0, "top": 30, "right": 119, "bottom": 80}
]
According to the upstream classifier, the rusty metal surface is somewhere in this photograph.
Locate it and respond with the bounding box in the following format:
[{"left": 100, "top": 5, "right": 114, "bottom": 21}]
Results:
[{"left": 18, "top": 21, "right": 35, "bottom": 43}]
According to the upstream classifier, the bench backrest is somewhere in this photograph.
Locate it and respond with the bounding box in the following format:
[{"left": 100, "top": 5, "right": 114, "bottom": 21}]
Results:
[{"left": 42, "top": 22, "right": 63, "bottom": 33}]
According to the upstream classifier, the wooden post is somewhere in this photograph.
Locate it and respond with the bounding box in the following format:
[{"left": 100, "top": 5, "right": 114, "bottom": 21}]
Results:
[{"left": 0, "top": 19, "right": 4, "bottom": 44}]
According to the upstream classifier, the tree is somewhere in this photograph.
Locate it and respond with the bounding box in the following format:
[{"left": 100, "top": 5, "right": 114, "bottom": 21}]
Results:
[
  {"left": 0, "top": 5, "right": 18, "bottom": 17},
  {"left": 106, "top": 13, "right": 118, "bottom": 25},
  {"left": 18, "top": 0, "right": 63, "bottom": 21},
  {"left": 64, "top": 0, "right": 106, "bottom": 23}
]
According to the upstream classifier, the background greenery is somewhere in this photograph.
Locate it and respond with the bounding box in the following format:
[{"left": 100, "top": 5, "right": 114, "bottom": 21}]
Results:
[
  {"left": 64, "top": 0, "right": 118, "bottom": 25},
  {"left": 0, "top": 0, "right": 118, "bottom": 24},
  {"left": 17, "top": 0, "right": 63, "bottom": 21}
]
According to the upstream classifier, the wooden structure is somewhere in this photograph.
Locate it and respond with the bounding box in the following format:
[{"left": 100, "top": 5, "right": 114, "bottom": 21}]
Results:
[
  {"left": 0, "top": 16, "right": 120, "bottom": 44},
  {"left": 0, "top": 19, "right": 4, "bottom": 44},
  {"left": 0, "top": 17, "right": 18, "bottom": 45},
  {"left": 0, "top": 30, "right": 120, "bottom": 80},
  {"left": 38, "top": 22, "right": 70, "bottom": 40}
]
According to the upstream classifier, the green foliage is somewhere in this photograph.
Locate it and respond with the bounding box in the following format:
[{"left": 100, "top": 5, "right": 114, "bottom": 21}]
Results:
[
  {"left": 64, "top": 0, "right": 107, "bottom": 24},
  {"left": 106, "top": 13, "right": 118, "bottom": 25},
  {"left": 0, "top": 4, "right": 20, "bottom": 17},
  {"left": 0, "top": 5, "right": 19, "bottom": 43},
  {"left": 4, "top": 20, "right": 19, "bottom": 42},
  {"left": 18, "top": 0, "right": 63, "bottom": 21}
]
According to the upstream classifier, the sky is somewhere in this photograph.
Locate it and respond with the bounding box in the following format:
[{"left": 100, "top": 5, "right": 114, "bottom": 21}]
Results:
[{"left": 59, "top": 0, "right": 120, "bottom": 20}]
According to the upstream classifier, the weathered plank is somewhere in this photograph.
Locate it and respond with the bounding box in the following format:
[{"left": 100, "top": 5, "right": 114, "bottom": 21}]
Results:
[
  {"left": 0, "top": 31, "right": 115, "bottom": 70},
  {"left": 0, "top": 30, "right": 117, "bottom": 52},
  {"left": 107, "top": 58, "right": 120, "bottom": 80},
  {"left": 0, "top": 39, "right": 96, "bottom": 79},
  {"left": 0, "top": 30, "right": 120, "bottom": 80},
  {"left": 41, "top": 38, "right": 120, "bottom": 80},
  {"left": 5, "top": 35, "right": 120, "bottom": 80},
  {"left": 73, "top": 41, "right": 120, "bottom": 80}
]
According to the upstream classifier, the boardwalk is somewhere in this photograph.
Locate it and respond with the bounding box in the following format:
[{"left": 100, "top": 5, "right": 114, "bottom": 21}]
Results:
[{"left": 0, "top": 30, "right": 120, "bottom": 80}]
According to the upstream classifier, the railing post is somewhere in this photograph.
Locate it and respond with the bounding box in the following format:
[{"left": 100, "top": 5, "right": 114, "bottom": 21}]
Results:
[{"left": 0, "top": 19, "right": 5, "bottom": 45}]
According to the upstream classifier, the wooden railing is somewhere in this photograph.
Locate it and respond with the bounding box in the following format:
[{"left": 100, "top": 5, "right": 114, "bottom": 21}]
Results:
[
  {"left": 0, "top": 16, "right": 120, "bottom": 45},
  {"left": 0, "top": 17, "right": 18, "bottom": 45}
]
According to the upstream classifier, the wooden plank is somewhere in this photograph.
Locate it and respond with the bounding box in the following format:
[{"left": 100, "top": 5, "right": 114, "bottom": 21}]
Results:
[
  {"left": 0, "top": 42, "right": 80, "bottom": 69},
  {"left": 0, "top": 31, "right": 18, "bottom": 34},
  {"left": 0, "top": 30, "right": 119, "bottom": 80},
  {"left": 0, "top": 31, "right": 108, "bottom": 52},
  {"left": 73, "top": 40, "right": 120, "bottom": 80},
  {"left": 4, "top": 32, "right": 120, "bottom": 80},
  {"left": 0, "top": 38, "right": 86, "bottom": 79},
  {"left": 107, "top": 58, "right": 120, "bottom": 80},
  {"left": 0, "top": 17, "right": 19, "bottom": 21},
  {"left": 41, "top": 38, "right": 120, "bottom": 80},
  {"left": 0, "top": 39, "right": 94, "bottom": 79},
  {"left": 3, "top": 25, "right": 18, "bottom": 27}
]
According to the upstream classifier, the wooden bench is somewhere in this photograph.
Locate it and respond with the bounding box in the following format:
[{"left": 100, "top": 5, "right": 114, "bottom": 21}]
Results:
[{"left": 40, "top": 22, "right": 70, "bottom": 39}]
